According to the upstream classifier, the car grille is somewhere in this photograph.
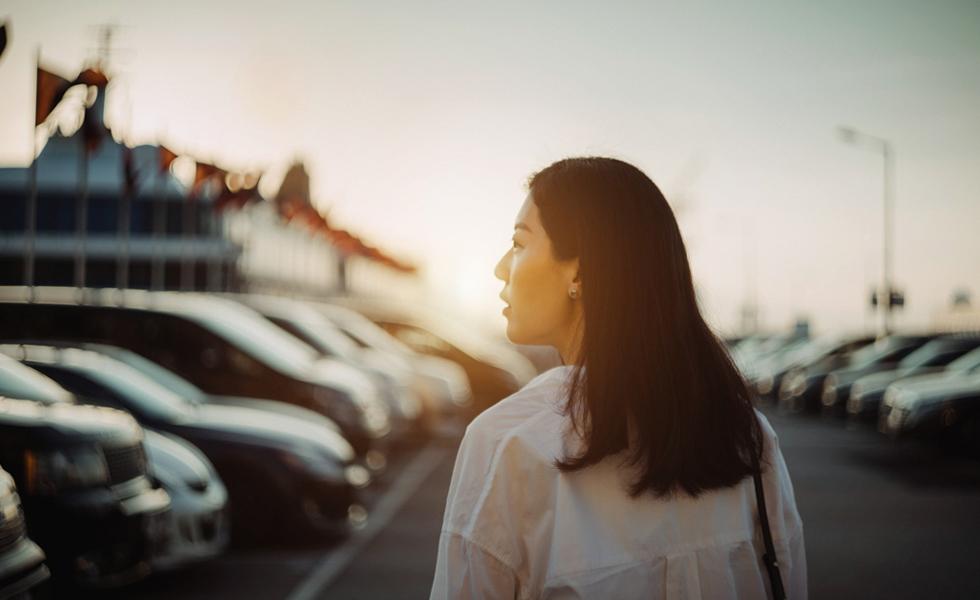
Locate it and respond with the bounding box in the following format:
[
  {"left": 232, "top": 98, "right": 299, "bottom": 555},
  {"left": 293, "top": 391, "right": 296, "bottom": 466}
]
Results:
[
  {"left": 0, "top": 509, "right": 26, "bottom": 549},
  {"left": 103, "top": 444, "right": 146, "bottom": 484}
]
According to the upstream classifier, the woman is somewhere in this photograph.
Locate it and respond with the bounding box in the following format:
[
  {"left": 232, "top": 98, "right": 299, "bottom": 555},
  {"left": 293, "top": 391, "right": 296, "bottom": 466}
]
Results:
[{"left": 430, "top": 157, "right": 806, "bottom": 599}]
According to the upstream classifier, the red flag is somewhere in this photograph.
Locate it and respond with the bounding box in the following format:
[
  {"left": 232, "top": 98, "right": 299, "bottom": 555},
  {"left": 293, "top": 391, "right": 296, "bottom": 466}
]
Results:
[
  {"left": 75, "top": 68, "right": 109, "bottom": 88},
  {"left": 1, "top": 22, "right": 8, "bottom": 61},
  {"left": 35, "top": 66, "right": 73, "bottom": 126},
  {"left": 81, "top": 103, "right": 108, "bottom": 154},
  {"left": 190, "top": 162, "right": 227, "bottom": 199},
  {"left": 159, "top": 145, "right": 178, "bottom": 173}
]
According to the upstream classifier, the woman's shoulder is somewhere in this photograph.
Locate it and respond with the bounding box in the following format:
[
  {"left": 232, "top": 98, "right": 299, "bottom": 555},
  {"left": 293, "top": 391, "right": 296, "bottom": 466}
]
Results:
[{"left": 463, "top": 365, "right": 573, "bottom": 452}]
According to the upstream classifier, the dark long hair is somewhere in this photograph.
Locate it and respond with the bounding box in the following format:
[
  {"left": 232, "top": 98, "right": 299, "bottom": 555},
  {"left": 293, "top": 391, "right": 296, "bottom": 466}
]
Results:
[{"left": 530, "top": 157, "right": 765, "bottom": 498}]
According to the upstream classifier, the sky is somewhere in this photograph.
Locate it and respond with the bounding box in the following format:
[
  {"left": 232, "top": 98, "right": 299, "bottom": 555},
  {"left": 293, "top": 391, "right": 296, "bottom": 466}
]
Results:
[{"left": 1, "top": 0, "right": 978, "bottom": 336}]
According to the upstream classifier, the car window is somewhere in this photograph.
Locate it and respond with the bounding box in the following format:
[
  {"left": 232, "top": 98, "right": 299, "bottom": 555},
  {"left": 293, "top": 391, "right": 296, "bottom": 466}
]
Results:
[
  {"left": 98, "top": 347, "right": 208, "bottom": 404},
  {"left": 34, "top": 361, "right": 194, "bottom": 422},
  {"left": 947, "top": 348, "right": 980, "bottom": 373},
  {"left": 176, "top": 302, "right": 319, "bottom": 377},
  {"left": 268, "top": 315, "right": 360, "bottom": 360},
  {"left": 30, "top": 363, "right": 130, "bottom": 412}
]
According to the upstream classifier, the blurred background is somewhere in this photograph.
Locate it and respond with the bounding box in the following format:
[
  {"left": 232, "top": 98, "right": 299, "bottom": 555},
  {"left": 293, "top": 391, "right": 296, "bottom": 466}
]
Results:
[{"left": 0, "top": 1, "right": 977, "bottom": 599}]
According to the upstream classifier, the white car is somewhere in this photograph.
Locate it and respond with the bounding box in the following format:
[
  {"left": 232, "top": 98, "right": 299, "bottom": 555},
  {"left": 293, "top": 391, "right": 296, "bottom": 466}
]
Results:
[{"left": 143, "top": 430, "right": 229, "bottom": 571}]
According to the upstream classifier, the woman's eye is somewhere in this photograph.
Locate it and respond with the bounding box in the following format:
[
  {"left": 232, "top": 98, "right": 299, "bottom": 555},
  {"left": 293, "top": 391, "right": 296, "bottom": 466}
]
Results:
[{"left": 511, "top": 240, "right": 521, "bottom": 250}]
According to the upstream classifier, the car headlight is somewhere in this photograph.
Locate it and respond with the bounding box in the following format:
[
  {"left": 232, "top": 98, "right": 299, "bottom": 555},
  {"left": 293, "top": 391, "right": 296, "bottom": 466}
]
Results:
[
  {"left": 784, "top": 372, "right": 805, "bottom": 395},
  {"left": 851, "top": 382, "right": 864, "bottom": 399},
  {"left": 24, "top": 446, "right": 110, "bottom": 494},
  {"left": 883, "top": 387, "right": 898, "bottom": 407}
]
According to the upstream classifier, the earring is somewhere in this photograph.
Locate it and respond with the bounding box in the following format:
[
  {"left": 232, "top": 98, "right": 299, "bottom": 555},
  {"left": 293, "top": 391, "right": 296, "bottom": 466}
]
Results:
[{"left": 568, "top": 287, "right": 579, "bottom": 300}]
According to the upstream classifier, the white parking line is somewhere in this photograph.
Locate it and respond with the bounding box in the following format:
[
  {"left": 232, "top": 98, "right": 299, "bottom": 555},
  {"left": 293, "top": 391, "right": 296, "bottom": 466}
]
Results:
[{"left": 286, "top": 443, "right": 449, "bottom": 600}]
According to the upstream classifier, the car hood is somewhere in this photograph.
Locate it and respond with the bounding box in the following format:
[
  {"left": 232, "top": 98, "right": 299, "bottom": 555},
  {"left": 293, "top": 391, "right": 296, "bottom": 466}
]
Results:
[
  {"left": 411, "top": 355, "right": 471, "bottom": 397},
  {"left": 357, "top": 349, "right": 415, "bottom": 384},
  {"left": 143, "top": 429, "right": 214, "bottom": 489},
  {"left": 192, "top": 403, "right": 353, "bottom": 461},
  {"left": 0, "top": 397, "right": 142, "bottom": 446},
  {"left": 854, "top": 367, "right": 945, "bottom": 395},
  {"left": 304, "top": 357, "right": 378, "bottom": 399},
  {"left": 889, "top": 372, "right": 980, "bottom": 408},
  {"left": 828, "top": 365, "right": 890, "bottom": 387},
  {"left": 206, "top": 395, "right": 340, "bottom": 433}
]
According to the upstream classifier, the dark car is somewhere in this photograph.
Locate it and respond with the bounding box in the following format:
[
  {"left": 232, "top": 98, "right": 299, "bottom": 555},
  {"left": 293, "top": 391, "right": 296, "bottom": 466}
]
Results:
[
  {"left": 846, "top": 337, "right": 980, "bottom": 421},
  {"left": 1, "top": 344, "right": 368, "bottom": 542},
  {"left": 317, "top": 302, "right": 474, "bottom": 419},
  {"left": 751, "top": 336, "right": 874, "bottom": 403},
  {"left": 779, "top": 335, "right": 927, "bottom": 413},
  {"left": 0, "top": 352, "right": 230, "bottom": 567},
  {"left": 0, "top": 287, "right": 390, "bottom": 458},
  {"left": 878, "top": 361, "right": 980, "bottom": 452},
  {"left": 332, "top": 297, "right": 537, "bottom": 415},
  {"left": 228, "top": 294, "right": 425, "bottom": 437},
  {"left": 0, "top": 466, "right": 49, "bottom": 599},
  {"left": 0, "top": 357, "right": 170, "bottom": 589},
  {"left": 819, "top": 335, "right": 936, "bottom": 416}
]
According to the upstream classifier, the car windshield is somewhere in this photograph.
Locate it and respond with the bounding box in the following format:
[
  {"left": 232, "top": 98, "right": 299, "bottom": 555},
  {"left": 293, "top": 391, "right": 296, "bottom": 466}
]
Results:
[
  {"left": 947, "top": 347, "right": 980, "bottom": 373},
  {"left": 897, "top": 342, "right": 945, "bottom": 369},
  {"left": 0, "top": 357, "right": 73, "bottom": 404},
  {"left": 176, "top": 299, "right": 320, "bottom": 378},
  {"left": 847, "top": 338, "right": 910, "bottom": 369},
  {"left": 271, "top": 315, "right": 361, "bottom": 360},
  {"left": 81, "top": 360, "right": 196, "bottom": 422},
  {"left": 96, "top": 347, "right": 208, "bottom": 404},
  {"left": 321, "top": 306, "right": 414, "bottom": 355}
]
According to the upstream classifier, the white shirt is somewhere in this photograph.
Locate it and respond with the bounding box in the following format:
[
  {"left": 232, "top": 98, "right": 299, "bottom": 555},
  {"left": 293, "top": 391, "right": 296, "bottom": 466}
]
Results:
[{"left": 431, "top": 365, "right": 807, "bottom": 600}]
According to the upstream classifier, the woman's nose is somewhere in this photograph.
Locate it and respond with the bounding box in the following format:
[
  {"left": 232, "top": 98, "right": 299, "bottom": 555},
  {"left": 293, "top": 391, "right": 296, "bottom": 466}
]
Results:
[{"left": 493, "top": 249, "right": 510, "bottom": 282}]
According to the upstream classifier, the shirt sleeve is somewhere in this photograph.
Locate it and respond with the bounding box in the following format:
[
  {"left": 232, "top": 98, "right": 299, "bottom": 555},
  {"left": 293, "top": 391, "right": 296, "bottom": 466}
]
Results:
[
  {"left": 784, "top": 527, "right": 808, "bottom": 600},
  {"left": 430, "top": 530, "right": 519, "bottom": 600}
]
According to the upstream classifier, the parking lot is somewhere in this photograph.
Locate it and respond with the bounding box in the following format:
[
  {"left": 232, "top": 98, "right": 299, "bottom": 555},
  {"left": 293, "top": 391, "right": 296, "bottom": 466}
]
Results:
[{"left": 84, "top": 405, "right": 980, "bottom": 600}]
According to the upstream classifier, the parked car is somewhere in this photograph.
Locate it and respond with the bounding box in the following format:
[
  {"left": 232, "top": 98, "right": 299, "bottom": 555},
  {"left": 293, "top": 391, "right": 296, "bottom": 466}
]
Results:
[
  {"left": 9, "top": 340, "right": 345, "bottom": 441},
  {"left": 0, "top": 344, "right": 369, "bottom": 542},
  {"left": 847, "top": 337, "right": 980, "bottom": 421},
  {"left": 142, "top": 430, "right": 229, "bottom": 571},
  {"left": 0, "top": 466, "right": 49, "bottom": 599},
  {"left": 0, "top": 287, "right": 390, "bottom": 459},
  {"left": 317, "top": 302, "right": 473, "bottom": 418},
  {"left": 733, "top": 334, "right": 809, "bottom": 385},
  {"left": 820, "top": 335, "right": 935, "bottom": 415},
  {"left": 0, "top": 357, "right": 170, "bottom": 589},
  {"left": 879, "top": 358, "right": 980, "bottom": 448},
  {"left": 0, "top": 353, "right": 227, "bottom": 573},
  {"left": 748, "top": 336, "right": 872, "bottom": 402},
  {"left": 779, "top": 335, "right": 920, "bottom": 413},
  {"left": 331, "top": 297, "right": 537, "bottom": 414},
  {"left": 228, "top": 294, "right": 424, "bottom": 436}
]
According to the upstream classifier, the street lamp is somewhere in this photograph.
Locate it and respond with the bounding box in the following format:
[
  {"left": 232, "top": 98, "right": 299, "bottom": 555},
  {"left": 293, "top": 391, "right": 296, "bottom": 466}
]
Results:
[{"left": 837, "top": 125, "right": 896, "bottom": 339}]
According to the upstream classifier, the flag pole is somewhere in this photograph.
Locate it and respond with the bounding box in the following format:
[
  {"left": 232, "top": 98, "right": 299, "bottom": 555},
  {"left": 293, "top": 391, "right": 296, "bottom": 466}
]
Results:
[
  {"left": 152, "top": 151, "right": 165, "bottom": 290},
  {"left": 181, "top": 185, "right": 193, "bottom": 290},
  {"left": 24, "top": 47, "right": 40, "bottom": 301},
  {"left": 117, "top": 150, "right": 131, "bottom": 291},
  {"left": 75, "top": 119, "right": 89, "bottom": 300}
]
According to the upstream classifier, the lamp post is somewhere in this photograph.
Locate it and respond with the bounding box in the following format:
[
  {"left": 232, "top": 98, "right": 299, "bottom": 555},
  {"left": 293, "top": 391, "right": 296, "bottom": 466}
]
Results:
[{"left": 837, "top": 126, "right": 895, "bottom": 339}]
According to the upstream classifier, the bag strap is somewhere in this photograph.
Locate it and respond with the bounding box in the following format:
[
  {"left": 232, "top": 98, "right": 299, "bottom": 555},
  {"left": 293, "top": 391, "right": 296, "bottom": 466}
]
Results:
[{"left": 752, "top": 456, "right": 787, "bottom": 600}]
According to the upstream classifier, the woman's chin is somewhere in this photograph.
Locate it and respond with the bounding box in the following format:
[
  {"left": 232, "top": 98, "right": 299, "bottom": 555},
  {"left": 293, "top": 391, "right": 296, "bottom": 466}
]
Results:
[{"left": 504, "top": 322, "right": 537, "bottom": 346}]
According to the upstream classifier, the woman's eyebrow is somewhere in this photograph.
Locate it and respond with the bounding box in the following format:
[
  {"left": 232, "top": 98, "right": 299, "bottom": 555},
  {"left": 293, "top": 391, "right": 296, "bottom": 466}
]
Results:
[{"left": 514, "top": 222, "right": 532, "bottom": 232}]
